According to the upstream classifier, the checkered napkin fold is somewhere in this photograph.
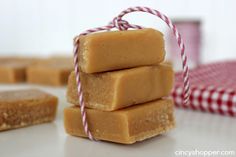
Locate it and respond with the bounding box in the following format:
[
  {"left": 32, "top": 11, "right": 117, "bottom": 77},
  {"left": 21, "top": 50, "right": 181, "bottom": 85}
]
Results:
[{"left": 172, "top": 61, "right": 236, "bottom": 117}]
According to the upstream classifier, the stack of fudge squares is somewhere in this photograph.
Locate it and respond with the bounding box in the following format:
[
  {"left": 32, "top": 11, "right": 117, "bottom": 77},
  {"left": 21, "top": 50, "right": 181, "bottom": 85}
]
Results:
[{"left": 64, "top": 28, "right": 175, "bottom": 144}]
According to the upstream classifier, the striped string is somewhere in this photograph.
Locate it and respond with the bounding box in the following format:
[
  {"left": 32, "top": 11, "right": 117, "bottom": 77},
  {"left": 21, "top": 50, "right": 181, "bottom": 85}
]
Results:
[{"left": 73, "top": 6, "right": 190, "bottom": 140}]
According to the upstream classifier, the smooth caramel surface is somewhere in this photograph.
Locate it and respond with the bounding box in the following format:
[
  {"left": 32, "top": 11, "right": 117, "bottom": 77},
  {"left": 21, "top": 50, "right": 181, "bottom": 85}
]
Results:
[
  {"left": 64, "top": 98, "right": 175, "bottom": 144},
  {"left": 26, "top": 58, "right": 73, "bottom": 86},
  {"left": 67, "top": 64, "right": 174, "bottom": 111},
  {"left": 0, "top": 89, "right": 58, "bottom": 131},
  {"left": 78, "top": 28, "right": 165, "bottom": 73}
]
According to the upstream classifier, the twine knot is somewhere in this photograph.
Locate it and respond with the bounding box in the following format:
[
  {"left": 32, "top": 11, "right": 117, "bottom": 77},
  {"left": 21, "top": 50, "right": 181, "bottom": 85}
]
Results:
[{"left": 112, "top": 17, "right": 130, "bottom": 30}]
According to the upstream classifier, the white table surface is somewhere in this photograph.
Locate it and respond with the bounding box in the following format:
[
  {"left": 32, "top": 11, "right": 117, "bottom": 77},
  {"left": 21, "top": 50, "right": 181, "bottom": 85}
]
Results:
[{"left": 0, "top": 84, "right": 235, "bottom": 157}]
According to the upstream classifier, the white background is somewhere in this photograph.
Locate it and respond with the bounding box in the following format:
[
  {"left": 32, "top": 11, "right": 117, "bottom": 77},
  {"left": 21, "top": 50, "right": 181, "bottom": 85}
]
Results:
[{"left": 0, "top": 0, "right": 236, "bottom": 62}]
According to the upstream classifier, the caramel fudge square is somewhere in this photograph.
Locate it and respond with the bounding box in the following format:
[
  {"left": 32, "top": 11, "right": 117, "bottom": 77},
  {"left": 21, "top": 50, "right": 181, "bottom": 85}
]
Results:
[
  {"left": 78, "top": 28, "right": 165, "bottom": 73},
  {"left": 64, "top": 98, "right": 175, "bottom": 144},
  {"left": 67, "top": 64, "right": 174, "bottom": 111},
  {"left": 0, "top": 89, "right": 58, "bottom": 131},
  {"left": 26, "top": 58, "right": 73, "bottom": 86},
  {"left": 0, "top": 57, "right": 39, "bottom": 83}
]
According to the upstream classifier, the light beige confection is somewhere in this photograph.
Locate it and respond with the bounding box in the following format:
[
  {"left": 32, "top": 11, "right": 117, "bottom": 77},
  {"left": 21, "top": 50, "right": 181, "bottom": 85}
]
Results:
[
  {"left": 78, "top": 28, "right": 165, "bottom": 73},
  {"left": 67, "top": 64, "right": 174, "bottom": 111},
  {"left": 0, "top": 89, "right": 58, "bottom": 131},
  {"left": 64, "top": 98, "right": 175, "bottom": 144},
  {"left": 26, "top": 58, "right": 73, "bottom": 86},
  {"left": 0, "top": 57, "right": 40, "bottom": 83}
]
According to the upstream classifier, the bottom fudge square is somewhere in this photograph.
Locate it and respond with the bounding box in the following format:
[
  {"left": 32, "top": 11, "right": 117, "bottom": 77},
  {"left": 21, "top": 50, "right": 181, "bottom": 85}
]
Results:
[{"left": 64, "top": 98, "right": 175, "bottom": 144}]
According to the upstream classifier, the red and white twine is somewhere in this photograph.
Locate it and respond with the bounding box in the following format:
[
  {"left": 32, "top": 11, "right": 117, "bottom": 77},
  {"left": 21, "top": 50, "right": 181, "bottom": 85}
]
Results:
[{"left": 73, "top": 6, "right": 190, "bottom": 140}]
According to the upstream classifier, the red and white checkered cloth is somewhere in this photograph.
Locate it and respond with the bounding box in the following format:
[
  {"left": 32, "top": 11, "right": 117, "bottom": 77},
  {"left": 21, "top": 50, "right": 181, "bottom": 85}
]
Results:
[{"left": 172, "top": 60, "right": 236, "bottom": 117}]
